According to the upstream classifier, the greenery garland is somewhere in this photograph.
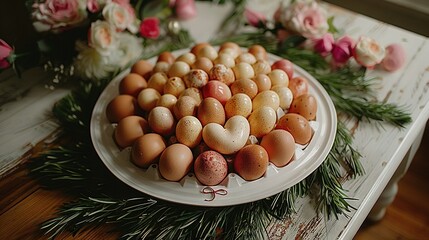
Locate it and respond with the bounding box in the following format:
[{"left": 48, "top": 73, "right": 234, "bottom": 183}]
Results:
[{"left": 27, "top": 2, "right": 412, "bottom": 240}]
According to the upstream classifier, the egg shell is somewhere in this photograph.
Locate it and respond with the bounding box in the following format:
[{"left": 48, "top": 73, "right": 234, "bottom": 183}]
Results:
[
  {"left": 234, "top": 145, "right": 269, "bottom": 181},
  {"left": 252, "top": 74, "right": 272, "bottom": 92},
  {"left": 159, "top": 143, "right": 194, "bottom": 181},
  {"left": 157, "top": 51, "right": 175, "bottom": 64},
  {"left": 235, "top": 52, "right": 257, "bottom": 65},
  {"left": 197, "top": 45, "right": 218, "bottom": 61},
  {"left": 119, "top": 73, "right": 148, "bottom": 97},
  {"left": 260, "top": 129, "right": 296, "bottom": 167},
  {"left": 153, "top": 61, "right": 170, "bottom": 74},
  {"left": 176, "top": 116, "right": 203, "bottom": 148},
  {"left": 248, "top": 44, "right": 268, "bottom": 60},
  {"left": 131, "top": 133, "right": 166, "bottom": 168},
  {"left": 168, "top": 61, "right": 191, "bottom": 78},
  {"left": 194, "top": 150, "right": 228, "bottom": 186},
  {"left": 137, "top": 88, "right": 161, "bottom": 112},
  {"left": 252, "top": 90, "right": 280, "bottom": 111},
  {"left": 192, "top": 57, "right": 213, "bottom": 74},
  {"left": 219, "top": 42, "right": 242, "bottom": 58},
  {"left": 115, "top": 116, "right": 149, "bottom": 148},
  {"left": 106, "top": 95, "right": 138, "bottom": 123},
  {"left": 252, "top": 59, "right": 271, "bottom": 75},
  {"left": 233, "top": 62, "right": 255, "bottom": 80},
  {"left": 209, "top": 64, "right": 235, "bottom": 86},
  {"left": 276, "top": 113, "right": 312, "bottom": 145},
  {"left": 183, "top": 69, "right": 209, "bottom": 88},
  {"left": 201, "top": 80, "right": 232, "bottom": 105},
  {"left": 173, "top": 96, "right": 198, "bottom": 119},
  {"left": 289, "top": 94, "right": 317, "bottom": 121},
  {"left": 131, "top": 60, "right": 153, "bottom": 79},
  {"left": 272, "top": 86, "right": 293, "bottom": 110},
  {"left": 268, "top": 69, "right": 289, "bottom": 87},
  {"left": 230, "top": 78, "right": 258, "bottom": 99},
  {"left": 248, "top": 106, "right": 277, "bottom": 138},
  {"left": 271, "top": 59, "right": 294, "bottom": 80},
  {"left": 214, "top": 53, "right": 235, "bottom": 68},
  {"left": 179, "top": 87, "right": 203, "bottom": 105},
  {"left": 191, "top": 42, "right": 210, "bottom": 56},
  {"left": 148, "top": 72, "right": 168, "bottom": 94},
  {"left": 176, "top": 52, "right": 196, "bottom": 66},
  {"left": 156, "top": 94, "right": 177, "bottom": 111},
  {"left": 163, "top": 77, "right": 186, "bottom": 97},
  {"left": 288, "top": 76, "right": 309, "bottom": 98},
  {"left": 225, "top": 93, "right": 252, "bottom": 119},
  {"left": 197, "top": 97, "right": 226, "bottom": 126},
  {"left": 148, "top": 106, "right": 176, "bottom": 136},
  {"left": 202, "top": 115, "right": 250, "bottom": 155}
]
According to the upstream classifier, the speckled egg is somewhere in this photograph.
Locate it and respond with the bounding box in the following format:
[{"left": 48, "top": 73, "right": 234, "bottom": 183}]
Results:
[
  {"left": 225, "top": 93, "right": 252, "bottom": 118},
  {"left": 194, "top": 150, "right": 228, "bottom": 186},
  {"left": 176, "top": 116, "right": 203, "bottom": 148},
  {"left": 248, "top": 106, "right": 277, "bottom": 138}
]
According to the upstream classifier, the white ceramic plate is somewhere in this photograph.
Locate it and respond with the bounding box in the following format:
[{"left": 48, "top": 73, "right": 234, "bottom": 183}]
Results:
[{"left": 90, "top": 49, "right": 337, "bottom": 207}]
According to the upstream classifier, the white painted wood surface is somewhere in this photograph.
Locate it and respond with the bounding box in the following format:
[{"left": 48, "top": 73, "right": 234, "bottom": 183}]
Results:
[{"left": 0, "top": 2, "right": 428, "bottom": 239}]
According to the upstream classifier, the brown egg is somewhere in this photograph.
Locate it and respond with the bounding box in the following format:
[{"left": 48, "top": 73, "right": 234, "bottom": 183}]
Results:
[
  {"left": 119, "top": 73, "right": 148, "bottom": 97},
  {"left": 194, "top": 150, "right": 228, "bottom": 186},
  {"left": 248, "top": 106, "right": 277, "bottom": 138},
  {"left": 225, "top": 93, "right": 252, "bottom": 118},
  {"left": 106, "top": 95, "right": 137, "bottom": 123},
  {"left": 209, "top": 64, "right": 235, "bottom": 86},
  {"left": 252, "top": 59, "right": 271, "bottom": 75},
  {"left": 157, "top": 51, "right": 175, "bottom": 64},
  {"left": 288, "top": 76, "right": 309, "bottom": 98},
  {"left": 219, "top": 42, "right": 242, "bottom": 58},
  {"left": 173, "top": 96, "right": 198, "bottom": 119},
  {"left": 153, "top": 61, "right": 170, "bottom": 74},
  {"left": 276, "top": 113, "right": 312, "bottom": 145},
  {"left": 197, "top": 45, "right": 218, "bottom": 61},
  {"left": 163, "top": 77, "right": 186, "bottom": 97},
  {"left": 168, "top": 61, "right": 191, "bottom": 78},
  {"left": 260, "top": 129, "right": 296, "bottom": 167},
  {"left": 248, "top": 44, "right": 268, "bottom": 60},
  {"left": 252, "top": 74, "right": 272, "bottom": 92},
  {"left": 147, "top": 72, "right": 168, "bottom": 94},
  {"left": 191, "top": 42, "right": 210, "bottom": 56},
  {"left": 159, "top": 143, "right": 194, "bottom": 181},
  {"left": 114, "top": 116, "right": 149, "bottom": 148},
  {"left": 179, "top": 87, "right": 203, "bottom": 105},
  {"left": 148, "top": 106, "right": 176, "bottom": 136},
  {"left": 176, "top": 52, "right": 196, "bottom": 66},
  {"left": 137, "top": 88, "right": 161, "bottom": 112},
  {"left": 176, "top": 116, "right": 203, "bottom": 148},
  {"left": 183, "top": 69, "right": 209, "bottom": 88},
  {"left": 289, "top": 94, "right": 317, "bottom": 121},
  {"left": 234, "top": 145, "right": 269, "bottom": 181},
  {"left": 197, "top": 97, "right": 225, "bottom": 126},
  {"left": 230, "top": 78, "right": 258, "bottom": 99},
  {"left": 131, "top": 133, "right": 166, "bottom": 168},
  {"left": 192, "top": 57, "right": 213, "bottom": 74},
  {"left": 156, "top": 94, "right": 177, "bottom": 111},
  {"left": 131, "top": 60, "right": 153, "bottom": 79}
]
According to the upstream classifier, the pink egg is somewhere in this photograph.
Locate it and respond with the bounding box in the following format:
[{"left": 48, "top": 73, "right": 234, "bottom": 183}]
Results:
[
  {"left": 194, "top": 151, "right": 228, "bottom": 186},
  {"left": 271, "top": 59, "right": 294, "bottom": 80},
  {"left": 202, "top": 80, "right": 232, "bottom": 105}
]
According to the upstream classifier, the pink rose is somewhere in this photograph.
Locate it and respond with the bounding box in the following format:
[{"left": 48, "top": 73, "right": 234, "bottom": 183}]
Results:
[
  {"left": 332, "top": 36, "right": 355, "bottom": 64},
  {"left": 32, "top": 0, "right": 87, "bottom": 32},
  {"left": 0, "top": 39, "right": 13, "bottom": 69},
  {"left": 245, "top": 8, "right": 266, "bottom": 27},
  {"left": 314, "top": 33, "right": 334, "bottom": 56},
  {"left": 87, "top": 0, "right": 106, "bottom": 13},
  {"left": 278, "top": 1, "right": 329, "bottom": 38},
  {"left": 88, "top": 20, "right": 117, "bottom": 54},
  {"left": 381, "top": 44, "right": 406, "bottom": 72},
  {"left": 174, "top": 0, "right": 196, "bottom": 20},
  {"left": 139, "top": 17, "right": 160, "bottom": 39},
  {"left": 353, "top": 36, "right": 386, "bottom": 68}
]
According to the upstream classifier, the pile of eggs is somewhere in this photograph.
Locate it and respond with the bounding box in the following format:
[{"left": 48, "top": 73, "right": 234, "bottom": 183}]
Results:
[{"left": 106, "top": 42, "right": 317, "bottom": 186}]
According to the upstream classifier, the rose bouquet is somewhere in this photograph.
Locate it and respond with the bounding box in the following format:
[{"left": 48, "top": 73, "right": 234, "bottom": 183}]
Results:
[
  {"left": 244, "top": 0, "right": 405, "bottom": 72},
  {"left": 1, "top": 0, "right": 197, "bottom": 82}
]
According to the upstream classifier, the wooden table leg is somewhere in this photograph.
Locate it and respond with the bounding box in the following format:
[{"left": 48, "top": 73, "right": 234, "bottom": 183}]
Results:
[{"left": 367, "top": 126, "right": 425, "bottom": 221}]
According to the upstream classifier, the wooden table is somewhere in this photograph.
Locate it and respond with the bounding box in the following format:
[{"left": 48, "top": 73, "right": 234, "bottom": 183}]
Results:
[{"left": 1, "top": 1, "right": 428, "bottom": 239}]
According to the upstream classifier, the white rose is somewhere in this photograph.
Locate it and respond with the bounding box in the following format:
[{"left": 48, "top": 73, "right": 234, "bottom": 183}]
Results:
[
  {"left": 88, "top": 20, "right": 117, "bottom": 55},
  {"left": 353, "top": 36, "right": 386, "bottom": 68},
  {"left": 102, "top": 2, "right": 137, "bottom": 33}
]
